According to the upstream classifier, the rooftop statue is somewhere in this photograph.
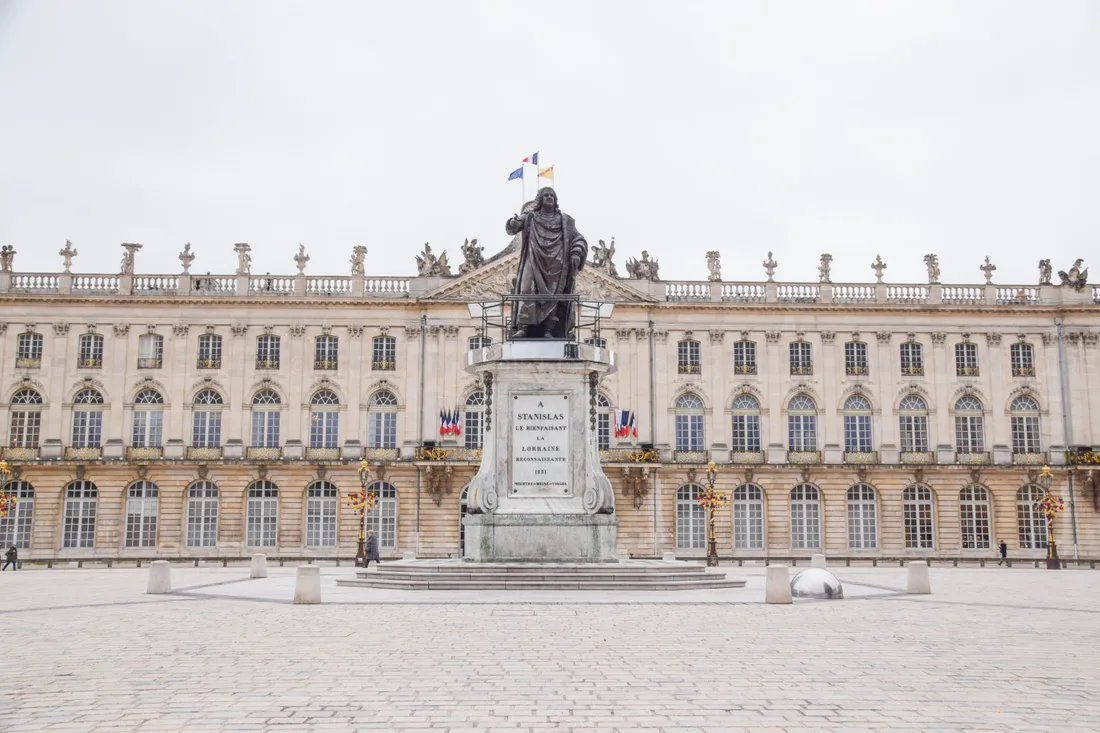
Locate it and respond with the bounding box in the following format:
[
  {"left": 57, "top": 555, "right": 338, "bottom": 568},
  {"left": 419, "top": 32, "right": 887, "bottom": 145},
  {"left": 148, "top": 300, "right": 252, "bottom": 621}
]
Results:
[
  {"left": 591, "top": 237, "right": 618, "bottom": 277},
  {"left": 458, "top": 238, "right": 484, "bottom": 275},
  {"left": 1058, "top": 258, "right": 1089, "bottom": 291},
  {"left": 415, "top": 242, "right": 451, "bottom": 277},
  {"left": 625, "top": 250, "right": 660, "bottom": 281}
]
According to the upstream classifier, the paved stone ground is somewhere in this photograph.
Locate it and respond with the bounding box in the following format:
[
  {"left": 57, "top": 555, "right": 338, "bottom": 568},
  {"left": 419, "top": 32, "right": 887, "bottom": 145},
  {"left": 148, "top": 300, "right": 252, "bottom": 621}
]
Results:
[{"left": 2, "top": 564, "right": 1098, "bottom": 732}]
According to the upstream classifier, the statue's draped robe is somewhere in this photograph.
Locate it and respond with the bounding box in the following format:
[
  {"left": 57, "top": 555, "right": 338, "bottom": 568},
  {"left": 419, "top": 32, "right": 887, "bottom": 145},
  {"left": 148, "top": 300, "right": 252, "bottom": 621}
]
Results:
[{"left": 507, "top": 209, "right": 587, "bottom": 337}]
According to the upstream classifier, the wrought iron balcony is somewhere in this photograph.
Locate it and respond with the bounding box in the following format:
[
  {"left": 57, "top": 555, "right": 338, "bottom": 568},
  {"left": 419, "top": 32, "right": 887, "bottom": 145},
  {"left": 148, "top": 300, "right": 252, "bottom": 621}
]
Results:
[
  {"left": 956, "top": 366, "right": 980, "bottom": 377},
  {"left": 371, "top": 360, "right": 396, "bottom": 371},
  {"left": 956, "top": 451, "right": 990, "bottom": 465},
  {"left": 844, "top": 451, "right": 878, "bottom": 464},
  {"left": 733, "top": 363, "right": 757, "bottom": 375},
  {"left": 730, "top": 450, "right": 764, "bottom": 464},
  {"left": 314, "top": 359, "right": 339, "bottom": 371},
  {"left": 790, "top": 365, "right": 813, "bottom": 376},
  {"left": 1012, "top": 451, "right": 1047, "bottom": 465},
  {"left": 14, "top": 357, "right": 40, "bottom": 369},
  {"left": 677, "top": 363, "right": 701, "bottom": 375},
  {"left": 845, "top": 365, "right": 868, "bottom": 376},
  {"left": 305, "top": 447, "right": 340, "bottom": 460},
  {"left": 246, "top": 447, "right": 282, "bottom": 460},
  {"left": 77, "top": 357, "right": 102, "bottom": 369},
  {"left": 787, "top": 450, "right": 821, "bottom": 464},
  {"left": 255, "top": 358, "right": 281, "bottom": 370},
  {"left": 127, "top": 447, "right": 163, "bottom": 460},
  {"left": 65, "top": 446, "right": 102, "bottom": 460},
  {"left": 3, "top": 447, "right": 38, "bottom": 460},
  {"left": 197, "top": 357, "right": 221, "bottom": 369},
  {"left": 137, "top": 358, "right": 162, "bottom": 369},
  {"left": 901, "top": 365, "right": 924, "bottom": 376},
  {"left": 187, "top": 446, "right": 222, "bottom": 460},
  {"left": 1012, "top": 366, "right": 1035, "bottom": 377},
  {"left": 900, "top": 451, "right": 934, "bottom": 464}
]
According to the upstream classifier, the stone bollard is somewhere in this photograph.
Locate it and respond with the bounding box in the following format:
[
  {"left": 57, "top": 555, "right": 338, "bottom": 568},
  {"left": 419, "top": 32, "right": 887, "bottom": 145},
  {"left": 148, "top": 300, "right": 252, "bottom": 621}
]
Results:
[
  {"left": 402, "top": 551, "right": 416, "bottom": 561},
  {"left": 250, "top": 554, "right": 268, "bottom": 579},
  {"left": 811, "top": 554, "right": 827, "bottom": 569},
  {"left": 765, "top": 565, "right": 792, "bottom": 604},
  {"left": 906, "top": 560, "right": 931, "bottom": 594},
  {"left": 146, "top": 560, "right": 171, "bottom": 594},
  {"left": 294, "top": 565, "right": 321, "bottom": 604},
  {"left": 661, "top": 551, "right": 677, "bottom": 562}
]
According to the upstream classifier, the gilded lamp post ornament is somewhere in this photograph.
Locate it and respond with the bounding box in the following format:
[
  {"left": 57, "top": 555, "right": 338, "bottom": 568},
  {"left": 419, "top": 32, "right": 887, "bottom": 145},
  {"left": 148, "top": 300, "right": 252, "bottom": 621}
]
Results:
[
  {"left": 1035, "top": 465, "right": 1065, "bottom": 570},
  {"left": 0, "top": 460, "right": 14, "bottom": 519},
  {"left": 348, "top": 459, "right": 378, "bottom": 567},
  {"left": 696, "top": 461, "right": 729, "bottom": 567}
]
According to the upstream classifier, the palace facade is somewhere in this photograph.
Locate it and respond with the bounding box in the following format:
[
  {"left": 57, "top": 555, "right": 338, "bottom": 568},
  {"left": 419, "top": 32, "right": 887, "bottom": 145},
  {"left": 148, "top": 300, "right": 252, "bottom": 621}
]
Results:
[{"left": 0, "top": 242, "right": 1098, "bottom": 563}]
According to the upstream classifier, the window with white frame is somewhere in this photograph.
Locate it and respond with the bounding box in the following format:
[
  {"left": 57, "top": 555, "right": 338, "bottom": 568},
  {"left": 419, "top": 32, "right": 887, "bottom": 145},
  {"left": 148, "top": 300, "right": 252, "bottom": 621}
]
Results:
[
  {"left": 250, "top": 389, "right": 282, "bottom": 448},
  {"left": 844, "top": 341, "right": 868, "bottom": 376},
  {"left": 1016, "top": 485, "right": 1048, "bottom": 549},
  {"left": 245, "top": 481, "right": 278, "bottom": 547},
  {"left": 675, "top": 484, "right": 706, "bottom": 549},
  {"left": 583, "top": 337, "right": 606, "bottom": 349},
  {"left": 674, "top": 393, "right": 705, "bottom": 452},
  {"left": 137, "top": 333, "right": 163, "bottom": 369},
  {"left": 733, "top": 483, "right": 763, "bottom": 549},
  {"left": 846, "top": 484, "right": 877, "bottom": 549},
  {"left": 16, "top": 332, "right": 43, "bottom": 368},
  {"left": 124, "top": 481, "right": 159, "bottom": 548},
  {"left": 898, "top": 394, "right": 930, "bottom": 452},
  {"left": 790, "top": 484, "right": 821, "bottom": 549},
  {"left": 954, "top": 395, "right": 985, "bottom": 453},
  {"left": 62, "top": 480, "right": 98, "bottom": 548},
  {"left": 1010, "top": 342, "right": 1034, "bottom": 377},
  {"left": 372, "top": 336, "right": 396, "bottom": 371},
  {"left": 959, "top": 485, "right": 991, "bottom": 549},
  {"left": 131, "top": 388, "right": 164, "bottom": 448},
  {"left": 197, "top": 333, "right": 222, "bottom": 369},
  {"left": 1010, "top": 396, "right": 1041, "bottom": 454},
  {"left": 955, "top": 341, "right": 978, "bottom": 376},
  {"left": 789, "top": 341, "right": 813, "bottom": 375},
  {"left": 191, "top": 389, "right": 223, "bottom": 447},
  {"left": 8, "top": 388, "right": 43, "bottom": 448},
  {"left": 314, "top": 335, "right": 339, "bottom": 370},
  {"left": 309, "top": 390, "right": 340, "bottom": 449},
  {"left": 469, "top": 336, "right": 493, "bottom": 350},
  {"left": 899, "top": 341, "right": 923, "bottom": 376},
  {"left": 71, "top": 388, "right": 104, "bottom": 448},
  {"left": 842, "top": 394, "right": 873, "bottom": 452},
  {"left": 733, "top": 340, "right": 756, "bottom": 375},
  {"left": 595, "top": 394, "right": 611, "bottom": 451},
  {"left": 677, "top": 339, "right": 701, "bottom": 374},
  {"left": 730, "top": 394, "right": 761, "bottom": 452},
  {"left": 77, "top": 333, "right": 104, "bottom": 369},
  {"left": 902, "top": 485, "right": 934, "bottom": 549},
  {"left": 464, "top": 391, "right": 487, "bottom": 450},
  {"left": 787, "top": 394, "right": 817, "bottom": 452},
  {"left": 256, "top": 334, "right": 280, "bottom": 369},
  {"left": 0, "top": 481, "right": 34, "bottom": 549},
  {"left": 305, "top": 481, "right": 338, "bottom": 547},
  {"left": 186, "top": 481, "right": 219, "bottom": 547},
  {"left": 366, "top": 481, "right": 397, "bottom": 549},
  {"left": 367, "top": 390, "right": 398, "bottom": 449}
]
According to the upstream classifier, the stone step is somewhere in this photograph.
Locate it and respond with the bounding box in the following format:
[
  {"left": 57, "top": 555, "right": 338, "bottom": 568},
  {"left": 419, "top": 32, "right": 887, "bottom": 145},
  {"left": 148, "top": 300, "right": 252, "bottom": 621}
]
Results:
[
  {"left": 372, "top": 563, "right": 707, "bottom": 575},
  {"left": 359, "top": 570, "right": 723, "bottom": 583},
  {"left": 336, "top": 577, "right": 747, "bottom": 591}
]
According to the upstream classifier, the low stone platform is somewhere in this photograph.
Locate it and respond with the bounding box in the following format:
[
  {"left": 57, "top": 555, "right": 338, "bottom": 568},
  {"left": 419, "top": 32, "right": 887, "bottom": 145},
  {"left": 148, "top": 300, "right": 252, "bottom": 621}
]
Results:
[{"left": 335, "top": 559, "right": 747, "bottom": 591}]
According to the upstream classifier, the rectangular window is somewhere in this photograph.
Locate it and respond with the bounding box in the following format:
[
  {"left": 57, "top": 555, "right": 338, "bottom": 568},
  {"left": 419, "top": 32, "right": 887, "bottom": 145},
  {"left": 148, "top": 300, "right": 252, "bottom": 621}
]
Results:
[
  {"left": 250, "top": 411, "right": 281, "bottom": 448},
  {"left": 192, "top": 411, "right": 222, "bottom": 447},
  {"left": 314, "top": 335, "right": 339, "bottom": 370},
  {"left": 790, "top": 503, "right": 820, "bottom": 549},
  {"left": 465, "top": 409, "right": 484, "bottom": 450},
  {"left": 674, "top": 414, "right": 704, "bottom": 451},
  {"left": 9, "top": 411, "right": 41, "bottom": 448},
  {"left": 1010, "top": 343, "right": 1034, "bottom": 377},
  {"left": 16, "top": 333, "right": 43, "bottom": 368},
  {"left": 583, "top": 337, "right": 606, "bottom": 349},
  {"left": 246, "top": 497, "right": 278, "bottom": 547},
  {"left": 131, "top": 411, "right": 163, "bottom": 448},
  {"left": 197, "top": 334, "right": 222, "bottom": 369},
  {"left": 596, "top": 411, "right": 610, "bottom": 451},
  {"left": 899, "top": 415, "right": 929, "bottom": 452},
  {"left": 677, "top": 340, "right": 701, "bottom": 374},
  {"left": 366, "top": 497, "right": 397, "bottom": 549},
  {"left": 733, "top": 341, "right": 757, "bottom": 375},
  {"left": 899, "top": 342, "right": 923, "bottom": 376},
  {"left": 789, "top": 342, "right": 813, "bottom": 375},
  {"left": 305, "top": 492, "right": 337, "bottom": 548},
  {"left": 137, "top": 334, "right": 163, "bottom": 369},
  {"left": 843, "top": 415, "right": 873, "bottom": 452},
  {"left": 368, "top": 412, "right": 397, "bottom": 448},
  {"left": 733, "top": 498, "right": 763, "bottom": 549},
  {"left": 71, "top": 410, "right": 103, "bottom": 448},
  {"left": 1011, "top": 416, "right": 1041, "bottom": 453},
  {"left": 844, "top": 341, "right": 868, "bottom": 376},
  {"left": 787, "top": 415, "right": 817, "bottom": 452},
  {"left": 78, "top": 334, "right": 104, "bottom": 369},
  {"left": 955, "top": 415, "right": 984, "bottom": 453},
  {"left": 256, "top": 335, "right": 281, "bottom": 369},
  {"left": 186, "top": 488, "right": 219, "bottom": 548},
  {"left": 372, "top": 336, "right": 397, "bottom": 370},
  {"left": 847, "top": 501, "right": 877, "bottom": 549},
  {"left": 731, "top": 415, "right": 760, "bottom": 452},
  {"left": 955, "top": 342, "right": 978, "bottom": 376},
  {"left": 309, "top": 411, "right": 339, "bottom": 449}
]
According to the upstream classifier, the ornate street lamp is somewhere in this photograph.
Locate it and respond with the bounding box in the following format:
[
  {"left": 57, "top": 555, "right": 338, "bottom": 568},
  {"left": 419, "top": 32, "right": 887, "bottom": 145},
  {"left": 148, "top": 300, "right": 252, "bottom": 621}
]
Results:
[
  {"left": 696, "top": 461, "right": 729, "bottom": 568},
  {"left": 346, "top": 459, "right": 377, "bottom": 567},
  {"left": 0, "top": 460, "right": 13, "bottom": 519},
  {"left": 1035, "top": 465, "right": 1065, "bottom": 570}
]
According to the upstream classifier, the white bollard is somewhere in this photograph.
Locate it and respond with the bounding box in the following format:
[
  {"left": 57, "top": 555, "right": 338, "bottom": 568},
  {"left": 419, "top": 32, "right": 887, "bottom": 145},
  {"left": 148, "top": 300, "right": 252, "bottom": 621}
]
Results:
[
  {"left": 146, "top": 560, "right": 171, "bottom": 594},
  {"left": 661, "top": 551, "right": 677, "bottom": 562},
  {"left": 402, "top": 551, "right": 416, "bottom": 561},
  {"left": 293, "top": 565, "right": 321, "bottom": 604},
  {"left": 811, "top": 554, "right": 827, "bottom": 569},
  {"left": 907, "top": 560, "right": 931, "bottom": 594},
  {"left": 250, "top": 554, "right": 268, "bottom": 579},
  {"left": 765, "top": 565, "right": 792, "bottom": 604}
]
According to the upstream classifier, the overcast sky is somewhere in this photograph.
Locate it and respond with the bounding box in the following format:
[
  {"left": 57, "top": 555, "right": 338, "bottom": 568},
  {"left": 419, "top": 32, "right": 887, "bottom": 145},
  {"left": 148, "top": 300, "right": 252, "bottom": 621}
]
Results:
[{"left": 1, "top": 1, "right": 1096, "bottom": 284}]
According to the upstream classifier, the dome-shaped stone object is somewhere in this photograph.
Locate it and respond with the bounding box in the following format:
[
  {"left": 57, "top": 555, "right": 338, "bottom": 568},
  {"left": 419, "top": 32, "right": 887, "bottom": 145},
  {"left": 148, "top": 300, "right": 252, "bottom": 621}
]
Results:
[{"left": 790, "top": 568, "right": 844, "bottom": 599}]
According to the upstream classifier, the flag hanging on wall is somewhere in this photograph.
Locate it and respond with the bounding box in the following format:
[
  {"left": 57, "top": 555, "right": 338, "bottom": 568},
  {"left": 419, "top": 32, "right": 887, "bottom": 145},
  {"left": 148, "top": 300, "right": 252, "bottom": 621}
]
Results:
[
  {"left": 507, "top": 166, "right": 523, "bottom": 181},
  {"left": 523, "top": 151, "right": 539, "bottom": 165},
  {"left": 629, "top": 412, "right": 638, "bottom": 439},
  {"left": 538, "top": 165, "right": 554, "bottom": 181}
]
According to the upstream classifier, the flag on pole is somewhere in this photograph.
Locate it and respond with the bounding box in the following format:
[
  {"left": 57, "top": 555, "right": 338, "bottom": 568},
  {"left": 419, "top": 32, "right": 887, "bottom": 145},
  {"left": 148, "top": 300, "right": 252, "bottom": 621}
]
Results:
[
  {"left": 629, "top": 412, "right": 638, "bottom": 439},
  {"left": 538, "top": 165, "right": 554, "bottom": 181},
  {"left": 439, "top": 410, "right": 446, "bottom": 436},
  {"left": 454, "top": 408, "right": 462, "bottom": 437},
  {"left": 523, "top": 151, "right": 539, "bottom": 165},
  {"left": 615, "top": 409, "right": 629, "bottom": 439},
  {"left": 507, "top": 166, "right": 523, "bottom": 181}
]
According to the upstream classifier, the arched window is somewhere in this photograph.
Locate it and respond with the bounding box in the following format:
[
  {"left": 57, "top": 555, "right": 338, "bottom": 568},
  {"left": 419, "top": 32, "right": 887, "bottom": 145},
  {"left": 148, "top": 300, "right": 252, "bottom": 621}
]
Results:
[
  {"left": 902, "top": 486, "right": 934, "bottom": 549},
  {"left": 464, "top": 391, "right": 487, "bottom": 450},
  {"left": 197, "top": 332, "right": 222, "bottom": 369},
  {"left": 366, "top": 481, "right": 397, "bottom": 549},
  {"left": 674, "top": 393, "right": 705, "bottom": 452},
  {"left": 192, "top": 389, "right": 223, "bottom": 448},
  {"left": 15, "top": 331, "right": 43, "bottom": 368},
  {"left": 733, "top": 484, "right": 763, "bottom": 549},
  {"left": 846, "top": 484, "right": 877, "bottom": 549},
  {"left": 246, "top": 481, "right": 278, "bottom": 547},
  {"left": 71, "top": 388, "right": 104, "bottom": 449},
  {"left": 367, "top": 390, "right": 398, "bottom": 449},
  {"left": 131, "top": 388, "right": 164, "bottom": 448},
  {"left": 898, "top": 394, "right": 930, "bottom": 453},
  {"left": 186, "top": 481, "right": 219, "bottom": 547},
  {"left": 595, "top": 394, "right": 611, "bottom": 451},
  {"left": 372, "top": 335, "right": 397, "bottom": 371},
  {"left": 305, "top": 481, "right": 338, "bottom": 548},
  {"left": 77, "top": 333, "right": 104, "bottom": 369},
  {"left": 0, "top": 481, "right": 34, "bottom": 549},
  {"left": 137, "top": 333, "right": 163, "bottom": 369},
  {"left": 954, "top": 395, "right": 985, "bottom": 453},
  {"left": 787, "top": 394, "right": 817, "bottom": 452},
  {"left": 1017, "top": 485, "right": 1048, "bottom": 549},
  {"left": 309, "top": 390, "right": 340, "bottom": 449},
  {"left": 124, "top": 481, "right": 159, "bottom": 548},
  {"left": 250, "top": 389, "right": 282, "bottom": 448},
  {"left": 959, "top": 485, "right": 991, "bottom": 549},
  {"left": 677, "top": 339, "right": 701, "bottom": 374},
  {"left": 790, "top": 484, "right": 821, "bottom": 549},
  {"left": 842, "top": 394, "right": 873, "bottom": 453},
  {"left": 675, "top": 484, "right": 706, "bottom": 549},
  {"left": 63, "top": 480, "right": 98, "bottom": 548},
  {"left": 1010, "top": 396, "right": 1041, "bottom": 455},
  {"left": 9, "top": 388, "right": 43, "bottom": 449},
  {"left": 730, "top": 394, "right": 761, "bottom": 453}
]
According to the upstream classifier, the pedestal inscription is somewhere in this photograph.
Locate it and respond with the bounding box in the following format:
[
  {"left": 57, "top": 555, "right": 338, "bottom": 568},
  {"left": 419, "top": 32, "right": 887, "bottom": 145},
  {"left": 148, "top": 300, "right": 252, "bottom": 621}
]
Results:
[{"left": 511, "top": 393, "right": 571, "bottom": 497}]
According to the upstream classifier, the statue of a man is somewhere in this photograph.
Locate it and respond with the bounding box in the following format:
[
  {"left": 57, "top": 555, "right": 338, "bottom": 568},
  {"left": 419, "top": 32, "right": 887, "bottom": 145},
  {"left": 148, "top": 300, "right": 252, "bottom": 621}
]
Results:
[{"left": 505, "top": 187, "right": 587, "bottom": 339}]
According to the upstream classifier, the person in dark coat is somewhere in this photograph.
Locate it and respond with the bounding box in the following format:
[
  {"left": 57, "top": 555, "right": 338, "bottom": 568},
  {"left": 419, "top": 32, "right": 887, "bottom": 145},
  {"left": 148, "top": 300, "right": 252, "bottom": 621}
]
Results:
[
  {"left": 2, "top": 544, "right": 16, "bottom": 571},
  {"left": 364, "top": 530, "right": 381, "bottom": 568},
  {"left": 997, "top": 540, "right": 1008, "bottom": 566}
]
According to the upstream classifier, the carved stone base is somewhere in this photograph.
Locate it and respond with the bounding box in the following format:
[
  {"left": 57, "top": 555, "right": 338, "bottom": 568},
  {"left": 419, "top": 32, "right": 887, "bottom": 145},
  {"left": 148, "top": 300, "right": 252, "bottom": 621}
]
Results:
[{"left": 462, "top": 513, "right": 618, "bottom": 563}]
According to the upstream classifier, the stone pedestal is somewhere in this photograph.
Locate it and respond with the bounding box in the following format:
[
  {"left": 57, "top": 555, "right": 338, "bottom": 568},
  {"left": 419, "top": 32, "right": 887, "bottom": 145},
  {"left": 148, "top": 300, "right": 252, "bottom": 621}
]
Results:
[{"left": 464, "top": 513, "right": 617, "bottom": 563}]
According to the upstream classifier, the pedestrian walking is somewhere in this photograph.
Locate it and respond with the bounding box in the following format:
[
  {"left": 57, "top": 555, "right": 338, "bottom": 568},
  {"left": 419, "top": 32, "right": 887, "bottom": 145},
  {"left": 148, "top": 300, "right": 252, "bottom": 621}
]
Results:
[
  {"left": 2, "top": 543, "right": 17, "bottom": 571},
  {"left": 997, "top": 540, "right": 1008, "bottom": 566},
  {"left": 364, "top": 529, "right": 381, "bottom": 568}
]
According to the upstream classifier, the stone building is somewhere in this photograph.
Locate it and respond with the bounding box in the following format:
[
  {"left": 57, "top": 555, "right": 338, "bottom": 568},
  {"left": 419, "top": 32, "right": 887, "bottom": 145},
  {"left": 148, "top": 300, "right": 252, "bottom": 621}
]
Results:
[{"left": 0, "top": 241, "right": 1097, "bottom": 562}]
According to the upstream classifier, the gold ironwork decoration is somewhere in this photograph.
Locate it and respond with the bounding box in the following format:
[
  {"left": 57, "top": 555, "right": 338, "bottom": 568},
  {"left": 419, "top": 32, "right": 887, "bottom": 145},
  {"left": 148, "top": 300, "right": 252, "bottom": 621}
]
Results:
[
  {"left": 626, "top": 448, "right": 660, "bottom": 463},
  {"left": 0, "top": 460, "right": 13, "bottom": 518},
  {"left": 696, "top": 461, "right": 729, "bottom": 567},
  {"left": 1067, "top": 449, "right": 1100, "bottom": 465},
  {"left": 349, "top": 459, "right": 379, "bottom": 567},
  {"left": 1035, "top": 466, "right": 1065, "bottom": 569},
  {"left": 416, "top": 446, "right": 452, "bottom": 461}
]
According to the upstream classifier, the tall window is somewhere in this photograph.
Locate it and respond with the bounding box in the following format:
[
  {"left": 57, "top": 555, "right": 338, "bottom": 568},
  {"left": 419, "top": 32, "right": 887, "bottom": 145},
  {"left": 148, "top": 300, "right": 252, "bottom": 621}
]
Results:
[
  {"left": 124, "top": 481, "right": 159, "bottom": 548},
  {"left": 674, "top": 393, "right": 705, "bottom": 452},
  {"left": 309, "top": 390, "right": 340, "bottom": 449},
  {"left": 583, "top": 337, "right": 606, "bottom": 349},
  {"left": 246, "top": 481, "right": 278, "bottom": 547},
  {"left": 71, "top": 388, "right": 104, "bottom": 448},
  {"left": 0, "top": 482, "right": 34, "bottom": 549},
  {"left": 1017, "top": 485, "right": 1048, "bottom": 549},
  {"left": 131, "top": 388, "right": 164, "bottom": 448},
  {"left": 787, "top": 394, "right": 817, "bottom": 452},
  {"left": 733, "top": 340, "right": 757, "bottom": 375},
  {"left": 733, "top": 484, "right": 763, "bottom": 549},
  {"left": 902, "top": 485, "right": 934, "bottom": 549},
  {"left": 1010, "top": 396, "right": 1041, "bottom": 454},
  {"left": 137, "top": 333, "right": 163, "bottom": 369},
  {"left": 790, "top": 484, "right": 821, "bottom": 549},
  {"left": 842, "top": 394, "right": 873, "bottom": 453},
  {"left": 469, "top": 336, "right": 492, "bottom": 350},
  {"left": 372, "top": 336, "right": 396, "bottom": 371},
  {"left": 954, "top": 395, "right": 985, "bottom": 453},
  {"left": 898, "top": 395, "right": 930, "bottom": 452},
  {"left": 256, "top": 334, "right": 280, "bottom": 369},
  {"left": 8, "top": 388, "right": 43, "bottom": 448},
  {"left": 595, "top": 394, "right": 611, "bottom": 451},
  {"left": 730, "top": 394, "right": 761, "bottom": 452},
  {"left": 900, "top": 341, "right": 923, "bottom": 376},
  {"left": 63, "top": 480, "right": 98, "bottom": 548},
  {"left": 192, "top": 389, "right": 223, "bottom": 447},
  {"left": 955, "top": 341, "right": 978, "bottom": 376},
  {"left": 250, "top": 389, "right": 281, "bottom": 448},
  {"left": 959, "top": 485, "right": 991, "bottom": 549},
  {"left": 1010, "top": 342, "right": 1035, "bottom": 377},
  {"left": 314, "top": 335, "right": 339, "bottom": 370},
  {"left": 677, "top": 339, "right": 701, "bottom": 374},
  {"left": 846, "top": 484, "right": 877, "bottom": 549},
  {"left": 15, "top": 332, "right": 43, "bottom": 368},
  {"left": 77, "top": 333, "right": 104, "bottom": 368},
  {"left": 844, "top": 341, "right": 868, "bottom": 376},
  {"left": 464, "top": 391, "right": 487, "bottom": 450},
  {"left": 367, "top": 390, "right": 398, "bottom": 449},
  {"left": 197, "top": 333, "right": 222, "bottom": 369},
  {"left": 789, "top": 341, "right": 813, "bottom": 375},
  {"left": 186, "top": 481, "right": 219, "bottom": 547},
  {"left": 366, "top": 481, "right": 397, "bottom": 549},
  {"left": 675, "top": 484, "right": 706, "bottom": 549},
  {"left": 305, "top": 481, "right": 338, "bottom": 547}
]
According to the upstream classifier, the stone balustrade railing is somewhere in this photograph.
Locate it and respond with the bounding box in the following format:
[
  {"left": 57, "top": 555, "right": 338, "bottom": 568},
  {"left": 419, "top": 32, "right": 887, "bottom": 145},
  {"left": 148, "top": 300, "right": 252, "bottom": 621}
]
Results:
[{"left": 0, "top": 271, "right": 412, "bottom": 298}]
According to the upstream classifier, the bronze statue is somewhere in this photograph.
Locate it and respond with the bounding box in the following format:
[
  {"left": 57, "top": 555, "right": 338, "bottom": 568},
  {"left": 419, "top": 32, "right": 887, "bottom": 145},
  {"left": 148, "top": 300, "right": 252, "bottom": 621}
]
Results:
[{"left": 505, "top": 187, "right": 587, "bottom": 338}]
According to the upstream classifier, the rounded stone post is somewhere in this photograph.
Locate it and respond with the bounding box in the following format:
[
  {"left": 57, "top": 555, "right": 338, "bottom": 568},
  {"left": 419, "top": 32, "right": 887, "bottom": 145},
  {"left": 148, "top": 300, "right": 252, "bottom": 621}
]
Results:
[
  {"left": 765, "top": 565, "right": 792, "bottom": 604},
  {"left": 250, "top": 554, "right": 268, "bottom": 579},
  {"left": 906, "top": 560, "right": 931, "bottom": 594},
  {"left": 146, "top": 560, "right": 171, "bottom": 594},
  {"left": 811, "top": 554, "right": 827, "bottom": 569},
  {"left": 661, "top": 551, "right": 677, "bottom": 562},
  {"left": 293, "top": 565, "right": 321, "bottom": 604}
]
